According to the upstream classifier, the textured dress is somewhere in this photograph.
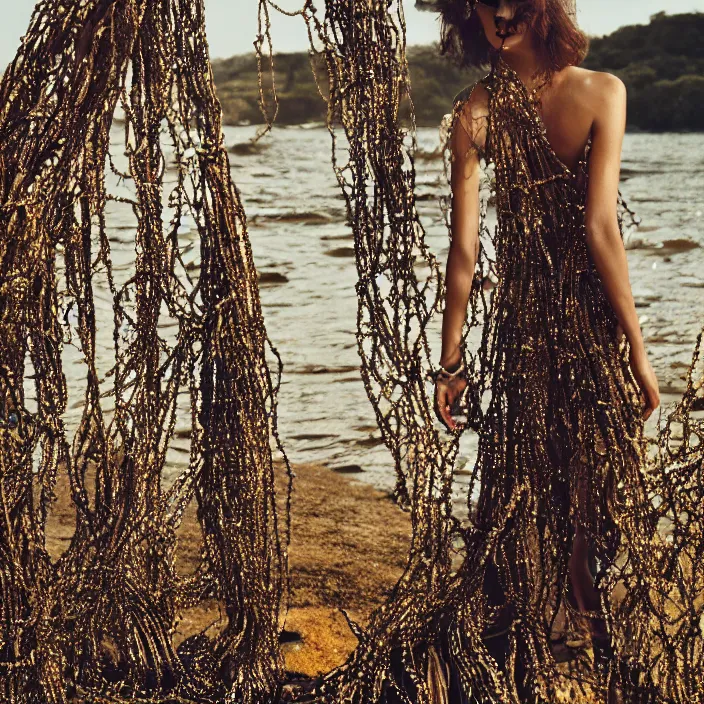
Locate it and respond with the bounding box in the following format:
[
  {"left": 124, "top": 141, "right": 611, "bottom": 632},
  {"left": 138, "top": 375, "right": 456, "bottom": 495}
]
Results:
[{"left": 432, "top": 53, "right": 659, "bottom": 702}]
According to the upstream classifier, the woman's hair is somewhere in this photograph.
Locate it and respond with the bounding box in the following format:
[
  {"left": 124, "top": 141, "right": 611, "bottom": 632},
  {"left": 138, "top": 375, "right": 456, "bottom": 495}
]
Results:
[{"left": 438, "top": 0, "right": 589, "bottom": 73}]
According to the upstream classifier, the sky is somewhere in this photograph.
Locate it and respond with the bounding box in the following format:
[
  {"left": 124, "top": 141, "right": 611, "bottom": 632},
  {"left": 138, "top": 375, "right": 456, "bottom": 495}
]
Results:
[{"left": 1, "top": 0, "right": 703, "bottom": 68}]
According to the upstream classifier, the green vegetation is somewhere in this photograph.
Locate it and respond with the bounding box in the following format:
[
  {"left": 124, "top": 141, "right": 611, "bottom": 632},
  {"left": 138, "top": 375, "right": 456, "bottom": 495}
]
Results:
[
  {"left": 582, "top": 12, "right": 704, "bottom": 131},
  {"left": 211, "top": 52, "right": 329, "bottom": 126},
  {"left": 402, "top": 46, "right": 485, "bottom": 126},
  {"left": 213, "top": 11, "right": 704, "bottom": 132}
]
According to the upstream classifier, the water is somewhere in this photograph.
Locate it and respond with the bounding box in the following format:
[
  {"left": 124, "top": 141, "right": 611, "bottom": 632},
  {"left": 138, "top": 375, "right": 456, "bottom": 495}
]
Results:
[
  {"left": 46, "top": 124, "right": 704, "bottom": 498},
  {"left": 232, "top": 126, "right": 704, "bottom": 490}
]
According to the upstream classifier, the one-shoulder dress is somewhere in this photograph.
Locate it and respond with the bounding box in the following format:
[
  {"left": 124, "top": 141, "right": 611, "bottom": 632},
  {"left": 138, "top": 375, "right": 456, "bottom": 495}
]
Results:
[{"left": 430, "top": 53, "right": 661, "bottom": 702}]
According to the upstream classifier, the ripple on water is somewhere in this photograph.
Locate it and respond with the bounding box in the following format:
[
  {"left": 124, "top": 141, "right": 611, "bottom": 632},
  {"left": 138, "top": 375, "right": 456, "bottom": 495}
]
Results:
[{"left": 250, "top": 210, "right": 340, "bottom": 224}]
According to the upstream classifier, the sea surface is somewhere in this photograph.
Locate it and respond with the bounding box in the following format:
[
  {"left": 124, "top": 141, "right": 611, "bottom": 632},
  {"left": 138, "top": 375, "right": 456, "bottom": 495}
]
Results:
[{"left": 47, "top": 124, "right": 704, "bottom": 503}]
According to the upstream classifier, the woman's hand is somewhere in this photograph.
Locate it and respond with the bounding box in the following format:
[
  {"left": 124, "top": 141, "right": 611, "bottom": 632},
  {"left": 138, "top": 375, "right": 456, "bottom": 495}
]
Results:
[
  {"left": 628, "top": 345, "right": 660, "bottom": 421},
  {"left": 433, "top": 375, "right": 468, "bottom": 431}
]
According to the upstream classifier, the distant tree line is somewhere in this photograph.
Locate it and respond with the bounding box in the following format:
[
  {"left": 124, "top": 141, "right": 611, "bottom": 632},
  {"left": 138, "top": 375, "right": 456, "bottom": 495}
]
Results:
[
  {"left": 211, "top": 12, "right": 704, "bottom": 132},
  {"left": 582, "top": 12, "right": 704, "bottom": 131}
]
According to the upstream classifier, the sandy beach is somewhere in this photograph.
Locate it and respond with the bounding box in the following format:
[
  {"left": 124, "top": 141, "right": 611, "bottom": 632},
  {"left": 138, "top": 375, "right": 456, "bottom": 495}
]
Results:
[
  {"left": 43, "top": 459, "right": 611, "bottom": 704},
  {"left": 45, "top": 459, "right": 413, "bottom": 680}
]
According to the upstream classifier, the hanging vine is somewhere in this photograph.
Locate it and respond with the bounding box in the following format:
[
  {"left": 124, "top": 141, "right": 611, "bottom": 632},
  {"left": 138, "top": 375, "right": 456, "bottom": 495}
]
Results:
[
  {"left": 0, "top": 0, "right": 291, "bottom": 702},
  {"left": 258, "top": 1, "right": 704, "bottom": 702}
]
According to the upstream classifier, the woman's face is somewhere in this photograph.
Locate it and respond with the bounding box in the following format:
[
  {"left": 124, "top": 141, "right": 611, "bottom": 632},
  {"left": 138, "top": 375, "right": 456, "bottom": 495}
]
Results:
[{"left": 474, "top": 1, "right": 533, "bottom": 53}]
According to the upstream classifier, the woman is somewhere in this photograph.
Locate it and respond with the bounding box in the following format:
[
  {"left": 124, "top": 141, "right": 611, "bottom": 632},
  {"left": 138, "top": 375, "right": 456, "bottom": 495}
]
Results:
[{"left": 429, "top": 0, "right": 661, "bottom": 699}]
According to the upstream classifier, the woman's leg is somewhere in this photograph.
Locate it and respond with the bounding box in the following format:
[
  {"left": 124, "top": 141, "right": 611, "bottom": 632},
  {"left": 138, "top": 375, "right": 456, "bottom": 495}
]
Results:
[
  {"left": 568, "top": 523, "right": 608, "bottom": 639},
  {"left": 568, "top": 523, "right": 596, "bottom": 612}
]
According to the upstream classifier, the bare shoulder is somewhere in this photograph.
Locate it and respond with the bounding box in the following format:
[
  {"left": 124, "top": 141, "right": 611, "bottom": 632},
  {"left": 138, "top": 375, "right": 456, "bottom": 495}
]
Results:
[
  {"left": 561, "top": 66, "right": 626, "bottom": 116},
  {"left": 455, "top": 80, "right": 489, "bottom": 118},
  {"left": 451, "top": 81, "right": 490, "bottom": 154}
]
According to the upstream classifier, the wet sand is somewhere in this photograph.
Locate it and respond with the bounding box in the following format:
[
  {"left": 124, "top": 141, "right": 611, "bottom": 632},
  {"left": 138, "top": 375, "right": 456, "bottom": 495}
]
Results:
[{"left": 45, "top": 459, "right": 413, "bottom": 679}]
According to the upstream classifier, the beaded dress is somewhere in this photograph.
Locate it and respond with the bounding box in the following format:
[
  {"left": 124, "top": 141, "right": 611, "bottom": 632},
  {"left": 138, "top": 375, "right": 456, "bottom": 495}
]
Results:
[{"left": 430, "top": 53, "right": 660, "bottom": 702}]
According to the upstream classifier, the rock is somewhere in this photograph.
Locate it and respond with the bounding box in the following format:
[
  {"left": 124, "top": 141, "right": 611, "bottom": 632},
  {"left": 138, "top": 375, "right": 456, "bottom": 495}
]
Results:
[
  {"left": 324, "top": 246, "right": 355, "bottom": 258},
  {"left": 356, "top": 435, "right": 384, "bottom": 448},
  {"left": 659, "top": 238, "right": 700, "bottom": 254},
  {"left": 638, "top": 238, "right": 701, "bottom": 255},
  {"left": 228, "top": 140, "right": 270, "bottom": 156},
  {"left": 280, "top": 629, "right": 303, "bottom": 644},
  {"left": 332, "top": 464, "right": 364, "bottom": 474},
  {"left": 258, "top": 271, "right": 289, "bottom": 284}
]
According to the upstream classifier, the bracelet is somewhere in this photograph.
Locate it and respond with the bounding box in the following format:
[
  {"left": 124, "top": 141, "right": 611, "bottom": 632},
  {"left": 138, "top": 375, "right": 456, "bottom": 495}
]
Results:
[{"left": 428, "top": 358, "right": 467, "bottom": 384}]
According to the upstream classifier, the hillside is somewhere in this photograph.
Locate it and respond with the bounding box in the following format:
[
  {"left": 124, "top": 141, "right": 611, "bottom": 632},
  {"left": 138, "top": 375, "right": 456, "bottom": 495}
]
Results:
[
  {"left": 212, "top": 11, "right": 704, "bottom": 131},
  {"left": 582, "top": 11, "right": 704, "bottom": 130},
  {"left": 210, "top": 52, "right": 329, "bottom": 127}
]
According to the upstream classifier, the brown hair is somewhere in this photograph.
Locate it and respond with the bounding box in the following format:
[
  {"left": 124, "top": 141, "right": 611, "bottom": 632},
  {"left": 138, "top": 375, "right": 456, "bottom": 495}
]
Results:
[{"left": 438, "top": 0, "right": 589, "bottom": 73}]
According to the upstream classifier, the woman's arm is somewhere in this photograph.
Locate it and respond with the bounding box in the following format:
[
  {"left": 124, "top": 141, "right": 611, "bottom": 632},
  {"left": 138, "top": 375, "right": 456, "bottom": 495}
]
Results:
[
  {"left": 439, "top": 107, "right": 482, "bottom": 370},
  {"left": 584, "top": 73, "right": 660, "bottom": 419},
  {"left": 434, "top": 104, "right": 481, "bottom": 431}
]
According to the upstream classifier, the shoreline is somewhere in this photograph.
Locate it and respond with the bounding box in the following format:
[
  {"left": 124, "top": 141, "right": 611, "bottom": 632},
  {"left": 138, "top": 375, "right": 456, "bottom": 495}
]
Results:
[{"left": 45, "top": 458, "right": 413, "bottom": 678}]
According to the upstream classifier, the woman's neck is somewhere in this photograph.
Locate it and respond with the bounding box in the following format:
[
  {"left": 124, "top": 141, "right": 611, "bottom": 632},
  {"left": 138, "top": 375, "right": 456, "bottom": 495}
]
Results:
[{"left": 497, "top": 31, "right": 551, "bottom": 89}]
